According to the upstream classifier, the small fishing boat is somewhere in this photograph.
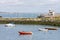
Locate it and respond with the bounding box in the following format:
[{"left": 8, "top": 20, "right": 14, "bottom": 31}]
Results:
[
  {"left": 45, "top": 28, "right": 57, "bottom": 30},
  {"left": 38, "top": 28, "right": 48, "bottom": 32},
  {"left": 5, "top": 23, "right": 15, "bottom": 27},
  {"left": 18, "top": 31, "right": 32, "bottom": 35}
]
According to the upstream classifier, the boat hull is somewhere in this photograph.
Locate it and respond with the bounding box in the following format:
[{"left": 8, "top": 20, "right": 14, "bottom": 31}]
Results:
[
  {"left": 45, "top": 28, "right": 57, "bottom": 30},
  {"left": 19, "top": 31, "right": 32, "bottom": 35}
]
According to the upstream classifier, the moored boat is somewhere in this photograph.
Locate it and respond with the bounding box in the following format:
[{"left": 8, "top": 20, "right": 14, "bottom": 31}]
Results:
[
  {"left": 45, "top": 28, "right": 57, "bottom": 30},
  {"left": 5, "top": 23, "right": 15, "bottom": 27},
  {"left": 18, "top": 31, "right": 32, "bottom": 35},
  {"left": 38, "top": 28, "right": 48, "bottom": 32}
]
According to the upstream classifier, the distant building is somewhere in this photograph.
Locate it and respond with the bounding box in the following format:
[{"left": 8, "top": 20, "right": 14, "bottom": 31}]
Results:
[
  {"left": 37, "top": 10, "right": 60, "bottom": 21},
  {"left": 44, "top": 10, "right": 60, "bottom": 21},
  {"left": 48, "top": 10, "right": 54, "bottom": 16},
  {"left": 38, "top": 10, "right": 60, "bottom": 18},
  {"left": 43, "top": 10, "right": 60, "bottom": 18}
]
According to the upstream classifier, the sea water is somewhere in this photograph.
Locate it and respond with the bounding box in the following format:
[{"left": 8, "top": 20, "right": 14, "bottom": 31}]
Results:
[{"left": 0, "top": 24, "right": 60, "bottom": 40}]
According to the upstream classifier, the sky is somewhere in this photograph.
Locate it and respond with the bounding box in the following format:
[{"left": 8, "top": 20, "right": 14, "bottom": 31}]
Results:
[{"left": 0, "top": 0, "right": 60, "bottom": 13}]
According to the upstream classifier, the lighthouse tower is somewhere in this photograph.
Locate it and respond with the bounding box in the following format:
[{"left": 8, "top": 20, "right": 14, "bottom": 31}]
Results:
[
  {"left": 48, "top": 10, "right": 55, "bottom": 21},
  {"left": 49, "top": 10, "right": 55, "bottom": 16}
]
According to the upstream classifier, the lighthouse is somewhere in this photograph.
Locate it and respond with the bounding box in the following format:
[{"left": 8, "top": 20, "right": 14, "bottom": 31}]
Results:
[
  {"left": 48, "top": 10, "right": 55, "bottom": 17},
  {"left": 48, "top": 10, "right": 55, "bottom": 21}
]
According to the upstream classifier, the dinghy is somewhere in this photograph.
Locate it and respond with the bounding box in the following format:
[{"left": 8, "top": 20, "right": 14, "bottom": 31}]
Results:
[
  {"left": 45, "top": 28, "right": 57, "bottom": 30},
  {"left": 5, "top": 23, "right": 15, "bottom": 27},
  {"left": 18, "top": 31, "right": 32, "bottom": 35}
]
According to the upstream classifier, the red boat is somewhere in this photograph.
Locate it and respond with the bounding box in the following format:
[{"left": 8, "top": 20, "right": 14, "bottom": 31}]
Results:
[
  {"left": 45, "top": 28, "right": 57, "bottom": 30},
  {"left": 18, "top": 31, "right": 32, "bottom": 35}
]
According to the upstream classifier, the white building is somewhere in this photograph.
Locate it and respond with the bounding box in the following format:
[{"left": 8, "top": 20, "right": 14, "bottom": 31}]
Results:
[{"left": 44, "top": 10, "right": 60, "bottom": 18}]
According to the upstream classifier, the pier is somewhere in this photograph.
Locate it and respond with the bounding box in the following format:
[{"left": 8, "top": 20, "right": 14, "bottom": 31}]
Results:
[
  {"left": 0, "top": 18, "right": 42, "bottom": 24},
  {"left": 0, "top": 17, "right": 60, "bottom": 27}
]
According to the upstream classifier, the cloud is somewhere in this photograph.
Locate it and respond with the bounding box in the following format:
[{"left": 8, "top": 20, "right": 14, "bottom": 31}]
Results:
[
  {"left": 39, "top": 0, "right": 60, "bottom": 6},
  {"left": 48, "top": 0, "right": 60, "bottom": 4},
  {"left": 0, "top": 0, "right": 59, "bottom": 6},
  {"left": 49, "top": 0, "right": 58, "bottom": 2},
  {"left": 0, "top": 0, "right": 60, "bottom": 13},
  {"left": 0, "top": 0, "right": 24, "bottom": 5}
]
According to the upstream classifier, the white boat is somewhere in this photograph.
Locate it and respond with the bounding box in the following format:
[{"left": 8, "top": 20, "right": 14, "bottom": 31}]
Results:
[
  {"left": 38, "top": 28, "right": 48, "bottom": 32},
  {"left": 5, "top": 23, "right": 15, "bottom": 27}
]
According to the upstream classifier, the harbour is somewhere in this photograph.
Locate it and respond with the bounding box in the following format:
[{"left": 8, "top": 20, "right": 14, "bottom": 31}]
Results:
[
  {"left": 0, "top": 24, "right": 59, "bottom": 40},
  {"left": 0, "top": 0, "right": 60, "bottom": 40}
]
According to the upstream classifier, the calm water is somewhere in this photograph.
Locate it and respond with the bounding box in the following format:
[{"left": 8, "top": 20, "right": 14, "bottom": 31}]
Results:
[
  {"left": 0, "top": 13, "right": 40, "bottom": 18},
  {"left": 0, "top": 24, "right": 60, "bottom": 40}
]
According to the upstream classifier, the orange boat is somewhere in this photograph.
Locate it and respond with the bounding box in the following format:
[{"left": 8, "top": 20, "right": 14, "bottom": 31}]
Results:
[
  {"left": 18, "top": 31, "right": 32, "bottom": 35},
  {"left": 45, "top": 28, "right": 57, "bottom": 30}
]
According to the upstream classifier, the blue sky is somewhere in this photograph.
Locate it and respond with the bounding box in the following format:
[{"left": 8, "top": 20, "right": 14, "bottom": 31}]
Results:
[{"left": 0, "top": 0, "right": 60, "bottom": 13}]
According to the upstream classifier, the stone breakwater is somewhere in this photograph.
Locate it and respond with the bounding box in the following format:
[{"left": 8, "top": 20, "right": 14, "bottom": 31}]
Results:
[
  {"left": 0, "top": 18, "right": 41, "bottom": 23},
  {"left": 0, "top": 18, "right": 60, "bottom": 27}
]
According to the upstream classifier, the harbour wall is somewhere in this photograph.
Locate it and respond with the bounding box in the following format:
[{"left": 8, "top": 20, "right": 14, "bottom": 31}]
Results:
[{"left": 0, "top": 18, "right": 60, "bottom": 26}]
